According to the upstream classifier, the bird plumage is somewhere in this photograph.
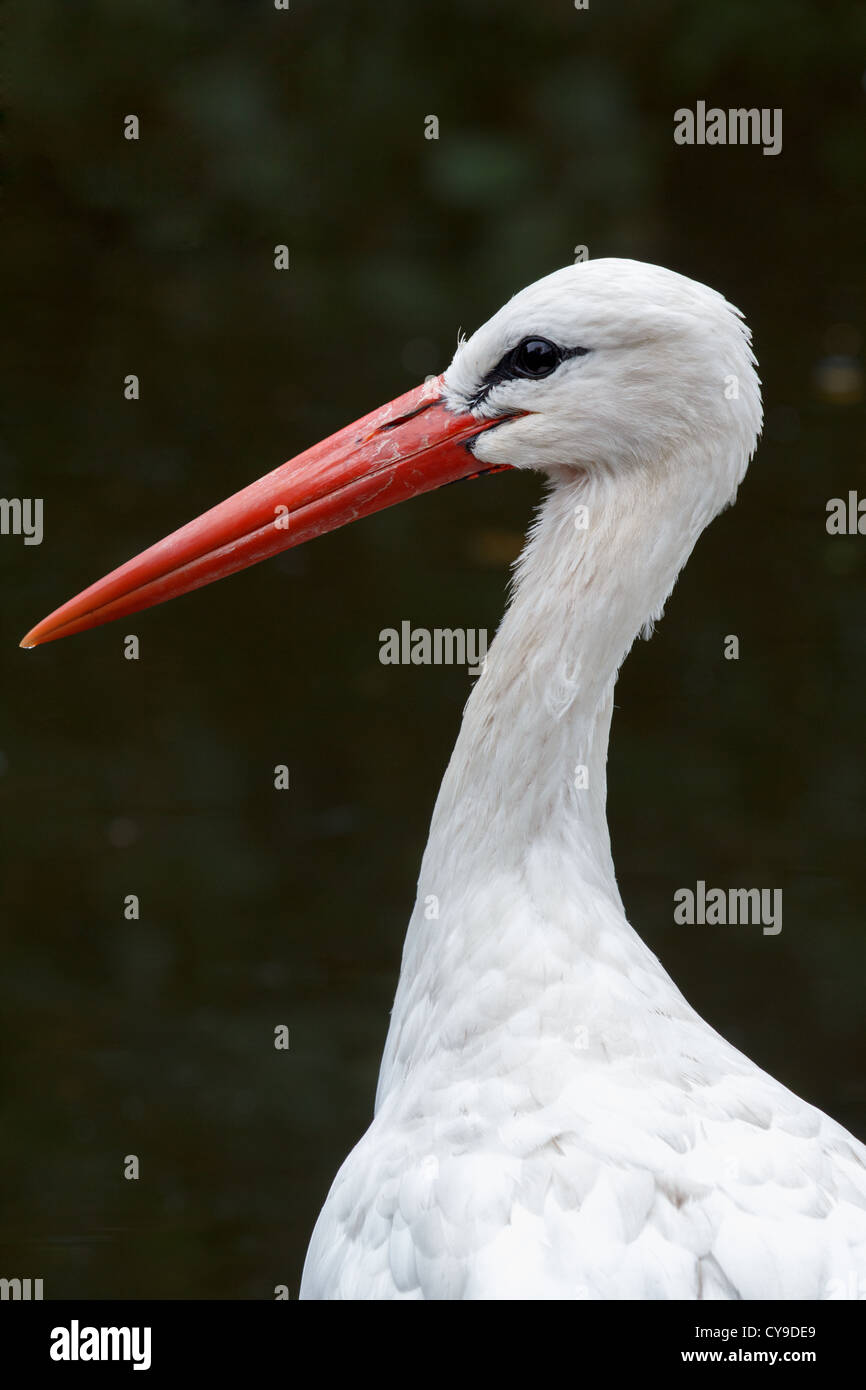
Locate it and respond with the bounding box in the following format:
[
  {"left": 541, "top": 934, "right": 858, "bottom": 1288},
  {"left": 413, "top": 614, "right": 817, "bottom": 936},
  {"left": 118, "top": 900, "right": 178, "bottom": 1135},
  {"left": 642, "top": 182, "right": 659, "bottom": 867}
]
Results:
[{"left": 298, "top": 259, "right": 866, "bottom": 1298}]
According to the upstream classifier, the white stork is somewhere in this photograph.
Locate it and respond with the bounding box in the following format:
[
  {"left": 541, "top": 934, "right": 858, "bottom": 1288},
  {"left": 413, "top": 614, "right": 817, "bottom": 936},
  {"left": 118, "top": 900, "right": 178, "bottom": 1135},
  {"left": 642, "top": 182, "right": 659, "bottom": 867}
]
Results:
[{"left": 23, "top": 260, "right": 866, "bottom": 1300}]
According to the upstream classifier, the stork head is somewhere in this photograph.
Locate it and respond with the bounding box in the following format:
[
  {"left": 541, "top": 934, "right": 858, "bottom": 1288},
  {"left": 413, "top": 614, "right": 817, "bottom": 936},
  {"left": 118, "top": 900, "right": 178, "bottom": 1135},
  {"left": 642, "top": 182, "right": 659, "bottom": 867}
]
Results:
[
  {"left": 21, "top": 260, "right": 761, "bottom": 649},
  {"left": 444, "top": 258, "right": 762, "bottom": 512}
]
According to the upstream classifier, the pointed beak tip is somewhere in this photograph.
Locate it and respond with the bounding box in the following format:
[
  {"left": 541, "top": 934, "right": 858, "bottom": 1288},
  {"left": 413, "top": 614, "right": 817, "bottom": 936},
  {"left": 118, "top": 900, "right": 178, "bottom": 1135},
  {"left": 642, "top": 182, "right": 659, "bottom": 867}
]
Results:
[{"left": 20, "top": 618, "right": 52, "bottom": 648}]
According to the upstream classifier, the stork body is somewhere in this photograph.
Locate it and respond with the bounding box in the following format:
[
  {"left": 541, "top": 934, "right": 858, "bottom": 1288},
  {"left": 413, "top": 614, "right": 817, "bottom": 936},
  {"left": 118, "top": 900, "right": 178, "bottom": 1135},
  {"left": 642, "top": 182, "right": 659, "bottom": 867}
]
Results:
[
  {"left": 23, "top": 261, "right": 866, "bottom": 1300},
  {"left": 300, "top": 264, "right": 866, "bottom": 1299}
]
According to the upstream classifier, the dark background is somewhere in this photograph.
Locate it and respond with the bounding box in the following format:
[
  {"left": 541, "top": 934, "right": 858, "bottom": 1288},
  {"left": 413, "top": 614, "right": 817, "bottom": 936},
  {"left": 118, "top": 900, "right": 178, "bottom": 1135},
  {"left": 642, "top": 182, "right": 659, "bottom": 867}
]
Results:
[{"left": 1, "top": 0, "right": 864, "bottom": 1298}]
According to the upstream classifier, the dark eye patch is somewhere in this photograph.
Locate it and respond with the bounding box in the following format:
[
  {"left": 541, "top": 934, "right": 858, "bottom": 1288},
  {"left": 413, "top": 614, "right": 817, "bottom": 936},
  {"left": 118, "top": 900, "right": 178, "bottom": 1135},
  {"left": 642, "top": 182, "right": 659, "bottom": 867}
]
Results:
[{"left": 468, "top": 337, "right": 590, "bottom": 410}]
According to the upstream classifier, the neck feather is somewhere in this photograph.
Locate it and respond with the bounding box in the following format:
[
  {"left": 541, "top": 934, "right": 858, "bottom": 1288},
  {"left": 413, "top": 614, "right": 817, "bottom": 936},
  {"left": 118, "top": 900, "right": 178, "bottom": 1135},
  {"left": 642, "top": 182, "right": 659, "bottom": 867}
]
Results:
[{"left": 375, "top": 459, "right": 723, "bottom": 1105}]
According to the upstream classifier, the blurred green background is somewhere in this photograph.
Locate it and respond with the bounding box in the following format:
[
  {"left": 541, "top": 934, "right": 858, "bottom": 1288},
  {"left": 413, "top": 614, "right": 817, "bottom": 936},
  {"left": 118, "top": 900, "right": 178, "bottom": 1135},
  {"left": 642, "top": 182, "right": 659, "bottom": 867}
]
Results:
[{"left": 1, "top": 0, "right": 864, "bottom": 1297}]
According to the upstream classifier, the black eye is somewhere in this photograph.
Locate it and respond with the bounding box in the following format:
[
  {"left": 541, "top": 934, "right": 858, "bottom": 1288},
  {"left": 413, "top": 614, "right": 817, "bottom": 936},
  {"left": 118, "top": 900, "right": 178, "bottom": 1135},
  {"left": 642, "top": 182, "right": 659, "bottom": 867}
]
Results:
[
  {"left": 511, "top": 337, "right": 561, "bottom": 378},
  {"left": 467, "top": 338, "right": 590, "bottom": 410}
]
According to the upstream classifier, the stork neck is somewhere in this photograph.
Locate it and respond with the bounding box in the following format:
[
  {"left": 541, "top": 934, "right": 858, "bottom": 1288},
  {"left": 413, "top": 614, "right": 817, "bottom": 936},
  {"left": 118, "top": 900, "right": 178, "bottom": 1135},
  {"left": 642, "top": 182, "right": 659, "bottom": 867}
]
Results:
[
  {"left": 429, "top": 464, "right": 708, "bottom": 889},
  {"left": 375, "top": 463, "right": 712, "bottom": 1105}
]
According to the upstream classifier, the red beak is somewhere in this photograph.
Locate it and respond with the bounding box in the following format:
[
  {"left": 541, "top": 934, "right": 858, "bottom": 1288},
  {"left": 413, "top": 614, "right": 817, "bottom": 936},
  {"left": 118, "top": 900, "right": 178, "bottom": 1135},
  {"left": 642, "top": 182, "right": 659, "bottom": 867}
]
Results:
[{"left": 20, "top": 378, "right": 513, "bottom": 648}]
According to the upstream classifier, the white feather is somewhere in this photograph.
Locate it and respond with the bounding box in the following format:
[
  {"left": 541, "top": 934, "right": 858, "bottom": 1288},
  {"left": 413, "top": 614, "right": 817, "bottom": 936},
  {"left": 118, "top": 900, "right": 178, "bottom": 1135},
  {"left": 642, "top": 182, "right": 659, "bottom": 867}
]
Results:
[{"left": 300, "top": 260, "right": 866, "bottom": 1300}]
